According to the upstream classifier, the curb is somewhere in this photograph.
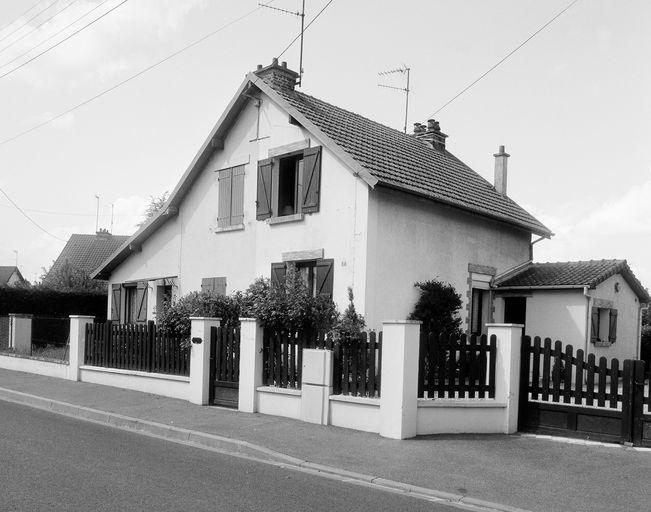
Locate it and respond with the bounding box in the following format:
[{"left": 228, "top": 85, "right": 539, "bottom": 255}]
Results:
[{"left": 0, "top": 387, "right": 530, "bottom": 512}]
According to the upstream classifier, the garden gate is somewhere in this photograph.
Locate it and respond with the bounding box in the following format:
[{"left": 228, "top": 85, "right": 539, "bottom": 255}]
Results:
[
  {"left": 209, "top": 325, "right": 240, "bottom": 408},
  {"left": 519, "top": 336, "right": 650, "bottom": 446}
]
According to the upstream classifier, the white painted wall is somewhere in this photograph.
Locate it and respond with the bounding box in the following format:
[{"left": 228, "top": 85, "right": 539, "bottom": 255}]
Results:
[
  {"left": 365, "top": 187, "right": 531, "bottom": 329},
  {"left": 0, "top": 354, "right": 70, "bottom": 379},
  {"left": 108, "top": 92, "right": 370, "bottom": 318},
  {"left": 80, "top": 366, "right": 190, "bottom": 401}
]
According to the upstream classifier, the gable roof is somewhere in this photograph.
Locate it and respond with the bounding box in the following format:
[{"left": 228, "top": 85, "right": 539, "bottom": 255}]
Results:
[
  {"left": 47, "top": 233, "right": 129, "bottom": 281},
  {"left": 494, "top": 259, "right": 650, "bottom": 302},
  {"left": 92, "top": 61, "right": 550, "bottom": 279},
  {"left": 0, "top": 266, "right": 25, "bottom": 286}
]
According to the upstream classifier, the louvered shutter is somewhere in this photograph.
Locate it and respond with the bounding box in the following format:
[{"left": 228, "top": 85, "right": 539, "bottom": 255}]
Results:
[
  {"left": 218, "top": 168, "right": 232, "bottom": 227},
  {"left": 270, "top": 262, "right": 286, "bottom": 287},
  {"left": 111, "top": 284, "right": 122, "bottom": 322},
  {"left": 301, "top": 146, "right": 322, "bottom": 213},
  {"left": 231, "top": 165, "right": 245, "bottom": 225},
  {"left": 136, "top": 281, "right": 148, "bottom": 323},
  {"left": 590, "top": 308, "right": 599, "bottom": 342},
  {"left": 315, "top": 258, "right": 334, "bottom": 298},
  {"left": 201, "top": 277, "right": 215, "bottom": 292},
  {"left": 608, "top": 309, "right": 618, "bottom": 343},
  {"left": 257, "top": 158, "right": 273, "bottom": 220}
]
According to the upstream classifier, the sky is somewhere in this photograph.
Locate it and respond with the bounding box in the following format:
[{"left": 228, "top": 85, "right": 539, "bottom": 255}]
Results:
[{"left": 0, "top": 0, "right": 649, "bottom": 288}]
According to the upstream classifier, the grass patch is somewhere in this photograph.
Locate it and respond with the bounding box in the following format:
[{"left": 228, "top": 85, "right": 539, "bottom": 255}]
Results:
[{"left": 30, "top": 344, "right": 69, "bottom": 362}]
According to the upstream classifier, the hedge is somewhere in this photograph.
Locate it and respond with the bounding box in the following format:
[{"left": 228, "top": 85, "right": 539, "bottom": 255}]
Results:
[{"left": 0, "top": 287, "right": 107, "bottom": 320}]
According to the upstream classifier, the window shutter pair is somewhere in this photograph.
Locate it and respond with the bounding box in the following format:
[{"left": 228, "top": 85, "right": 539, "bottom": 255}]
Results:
[
  {"left": 256, "top": 146, "right": 322, "bottom": 220},
  {"left": 608, "top": 309, "right": 617, "bottom": 343},
  {"left": 201, "top": 277, "right": 227, "bottom": 296},
  {"left": 136, "top": 281, "right": 148, "bottom": 323},
  {"left": 218, "top": 165, "right": 245, "bottom": 227},
  {"left": 111, "top": 284, "right": 122, "bottom": 322}
]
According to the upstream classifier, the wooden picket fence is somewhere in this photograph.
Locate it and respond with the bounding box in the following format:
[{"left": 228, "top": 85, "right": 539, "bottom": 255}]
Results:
[
  {"left": 262, "top": 329, "right": 382, "bottom": 397},
  {"left": 418, "top": 332, "right": 497, "bottom": 399},
  {"left": 84, "top": 321, "right": 189, "bottom": 376}
]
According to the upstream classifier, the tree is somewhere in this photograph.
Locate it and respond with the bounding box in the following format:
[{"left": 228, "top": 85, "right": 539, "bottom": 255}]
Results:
[
  {"left": 642, "top": 300, "right": 650, "bottom": 368},
  {"left": 408, "top": 279, "right": 462, "bottom": 335},
  {"left": 137, "top": 191, "right": 169, "bottom": 228},
  {"left": 39, "top": 260, "right": 106, "bottom": 293}
]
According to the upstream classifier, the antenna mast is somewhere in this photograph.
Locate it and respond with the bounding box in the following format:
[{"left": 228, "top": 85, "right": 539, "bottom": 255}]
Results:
[
  {"left": 378, "top": 66, "right": 411, "bottom": 133},
  {"left": 259, "top": 1, "right": 306, "bottom": 86}
]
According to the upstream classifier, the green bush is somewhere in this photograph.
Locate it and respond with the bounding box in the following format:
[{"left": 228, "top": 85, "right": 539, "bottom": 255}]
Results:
[
  {"left": 0, "top": 286, "right": 106, "bottom": 319},
  {"left": 408, "top": 279, "right": 462, "bottom": 336},
  {"left": 641, "top": 325, "right": 651, "bottom": 368},
  {"left": 333, "top": 287, "right": 366, "bottom": 341},
  {"left": 156, "top": 291, "right": 240, "bottom": 336}
]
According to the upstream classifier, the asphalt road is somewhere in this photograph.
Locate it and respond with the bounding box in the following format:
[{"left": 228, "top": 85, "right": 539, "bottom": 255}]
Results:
[{"left": 0, "top": 401, "right": 459, "bottom": 512}]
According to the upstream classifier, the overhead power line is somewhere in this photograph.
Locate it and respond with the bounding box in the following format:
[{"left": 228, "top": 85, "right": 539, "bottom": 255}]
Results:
[
  {"left": 429, "top": 0, "right": 580, "bottom": 117},
  {"left": 0, "top": 0, "right": 115, "bottom": 72},
  {"left": 0, "top": 0, "right": 131, "bottom": 80},
  {"left": 277, "top": 0, "right": 333, "bottom": 59},
  {"left": 0, "top": 3, "right": 272, "bottom": 148},
  {"left": 0, "top": 0, "right": 81, "bottom": 57},
  {"left": 0, "top": 186, "right": 67, "bottom": 242},
  {"left": 0, "top": 202, "right": 140, "bottom": 218},
  {"left": 0, "top": 0, "right": 48, "bottom": 34},
  {"left": 0, "top": 0, "right": 60, "bottom": 45}
]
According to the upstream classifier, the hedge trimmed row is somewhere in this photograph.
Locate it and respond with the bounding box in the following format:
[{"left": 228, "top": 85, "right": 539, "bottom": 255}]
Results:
[{"left": 0, "top": 287, "right": 107, "bottom": 320}]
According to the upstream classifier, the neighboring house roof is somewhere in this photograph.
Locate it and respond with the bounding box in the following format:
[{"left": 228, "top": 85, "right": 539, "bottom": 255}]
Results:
[
  {"left": 494, "top": 259, "right": 650, "bottom": 302},
  {"left": 46, "top": 232, "right": 129, "bottom": 281},
  {"left": 92, "top": 60, "right": 550, "bottom": 279},
  {"left": 0, "top": 266, "right": 25, "bottom": 286}
]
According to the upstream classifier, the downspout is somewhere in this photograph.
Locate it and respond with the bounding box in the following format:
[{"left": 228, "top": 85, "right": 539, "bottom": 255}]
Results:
[{"left": 583, "top": 286, "right": 592, "bottom": 356}]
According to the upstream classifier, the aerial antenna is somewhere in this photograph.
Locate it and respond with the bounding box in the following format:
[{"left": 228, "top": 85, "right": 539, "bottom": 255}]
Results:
[
  {"left": 259, "top": 1, "right": 306, "bottom": 86},
  {"left": 378, "top": 66, "right": 410, "bottom": 133},
  {"left": 109, "top": 203, "right": 114, "bottom": 234},
  {"left": 94, "top": 194, "right": 100, "bottom": 233}
]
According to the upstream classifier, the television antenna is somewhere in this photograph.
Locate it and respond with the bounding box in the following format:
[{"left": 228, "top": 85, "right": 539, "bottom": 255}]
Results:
[
  {"left": 259, "top": 1, "right": 305, "bottom": 87},
  {"left": 378, "top": 66, "right": 410, "bottom": 133}
]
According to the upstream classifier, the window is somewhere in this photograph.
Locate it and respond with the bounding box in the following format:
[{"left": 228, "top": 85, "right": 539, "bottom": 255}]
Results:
[
  {"left": 270, "top": 258, "right": 334, "bottom": 298},
  {"left": 111, "top": 282, "right": 148, "bottom": 324},
  {"left": 217, "top": 165, "right": 245, "bottom": 228},
  {"left": 591, "top": 307, "right": 617, "bottom": 344},
  {"left": 257, "top": 146, "right": 322, "bottom": 220},
  {"left": 470, "top": 288, "right": 489, "bottom": 335}
]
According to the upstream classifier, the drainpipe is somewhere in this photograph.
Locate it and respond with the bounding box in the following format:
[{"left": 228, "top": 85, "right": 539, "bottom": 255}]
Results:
[{"left": 583, "top": 286, "right": 592, "bottom": 356}]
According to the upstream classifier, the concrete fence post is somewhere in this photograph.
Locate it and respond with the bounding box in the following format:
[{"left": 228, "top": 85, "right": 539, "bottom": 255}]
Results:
[
  {"left": 189, "top": 317, "right": 221, "bottom": 405},
  {"left": 486, "top": 323, "right": 524, "bottom": 434},
  {"left": 379, "top": 320, "right": 421, "bottom": 439},
  {"left": 68, "top": 315, "right": 94, "bottom": 381},
  {"left": 9, "top": 313, "right": 32, "bottom": 355},
  {"left": 238, "top": 318, "right": 264, "bottom": 413},
  {"left": 301, "top": 348, "right": 333, "bottom": 425}
]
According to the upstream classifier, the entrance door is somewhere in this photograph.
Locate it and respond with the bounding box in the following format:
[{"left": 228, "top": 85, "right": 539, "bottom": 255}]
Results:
[
  {"left": 209, "top": 325, "right": 240, "bottom": 408},
  {"left": 504, "top": 297, "right": 526, "bottom": 327}
]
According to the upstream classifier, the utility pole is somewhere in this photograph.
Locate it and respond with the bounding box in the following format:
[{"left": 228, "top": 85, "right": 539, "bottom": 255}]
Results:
[
  {"left": 94, "top": 194, "right": 100, "bottom": 233},
  {"left": 378, "top": 66, "right": 411, "bottom": 133},
  {"left": 110, "top": 203, "right": 114, "bottom": 234}
]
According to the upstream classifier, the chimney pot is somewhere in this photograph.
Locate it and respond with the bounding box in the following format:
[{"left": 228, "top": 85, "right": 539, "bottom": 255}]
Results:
[
  {"left": 272, "top": 57, "right": 279, "bottom": 66},
  {"left": 257, "top": 64, "right": 262, "bottom": 70},
  {"left": 281, "top": 61, "right": 287, "bottom": 69},
  {"left": 427, "top": 119, "right": 440, "bottom": 132},
  {"left": 493, "top": 145, "right": 510, "bottom": 196}
]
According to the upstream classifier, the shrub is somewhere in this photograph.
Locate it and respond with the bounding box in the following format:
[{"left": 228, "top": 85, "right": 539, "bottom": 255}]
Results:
[
  {"left": 0, "top": 286, "right": 106, "bottom": 319},
  {"left": 408, "top": 279, "right": 462, "bottom": 336},
  {"left": 156, "top": 291, "right": 240, "bottom": 336},
  {"left": 333, "top": 287, "right": 365, "bottom": 341}
]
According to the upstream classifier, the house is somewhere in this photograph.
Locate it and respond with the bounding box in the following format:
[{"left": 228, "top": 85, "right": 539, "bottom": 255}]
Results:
[
  {"left": 93, "top": 59, "right": 552, "bottom": 330},
  {"left": 43, "top": 229, "right": 129, "bottom": 286},
  {"left": 0, "top": 266, "right": 27, "bottom": 287},
  {"left": 493, "top": 259, "right": 650, "bottom": 360}
]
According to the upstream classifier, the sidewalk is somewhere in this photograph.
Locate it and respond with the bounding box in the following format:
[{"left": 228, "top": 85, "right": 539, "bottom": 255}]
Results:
[{"left": 0, "top": 368, "right": 648, "bottom": 512}]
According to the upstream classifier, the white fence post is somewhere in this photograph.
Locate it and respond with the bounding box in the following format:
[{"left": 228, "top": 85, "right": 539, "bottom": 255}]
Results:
[
  {"left": 189, "top": 317, "right": 221, "bottom": 405},
  {"left": 379, "top": 320, "right": 421, "bottom": 439},
  {"left": 68, "top": 315, "right": 94, "bottom": 381},
  {"left": 238, "top": 318, "right": 263, "bottom": 413},
  {"left": 301, "top": 348, "right": 333, "bottom": 425},
  {"left": 486, "top": 323, "right": 524, "bottom": 434},
  {"left": 9, "top": 313, "right": 32, "bottom": 354}
]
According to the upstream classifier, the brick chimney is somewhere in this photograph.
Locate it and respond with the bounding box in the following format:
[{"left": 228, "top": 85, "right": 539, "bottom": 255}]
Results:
[
  {"left": 254, "top": 58, "right": 299, "bottom": 91},
  {"left": 493, "top": 145, "right": 510, "bottom": 196},
  {"left": 412, "top": 119, "right": 447, "bottom": 150}
]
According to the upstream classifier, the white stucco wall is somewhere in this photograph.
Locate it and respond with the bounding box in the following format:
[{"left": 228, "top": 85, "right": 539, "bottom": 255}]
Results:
[
  {"left": 108, "top": 92, "right": 370, "bottom": 318},
  {"left": 364, "top": 187, "right": 531, "bottom": 329}
]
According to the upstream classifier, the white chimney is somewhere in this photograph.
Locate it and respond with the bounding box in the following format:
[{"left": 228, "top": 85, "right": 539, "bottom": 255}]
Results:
[{"left": 493, "top": 145, "right": 510, "bottom": 196}]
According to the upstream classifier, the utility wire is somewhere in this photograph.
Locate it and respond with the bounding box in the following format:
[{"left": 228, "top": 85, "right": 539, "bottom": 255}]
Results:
[
  {"left": 0, "top": 0, "right": 130, "bottom": 80},
  {"left": 0, "top": 0, "right": 48, "bottom": 34},
  {"left": 0, "top": 0, "right": 114, "bottom": 71},
  {"left": 277, "top": 0, "right": 333, "bottom": 59},
  {"left": 0, "top": 0, "right": 81, "bottom": 57},
  {"left": 0, "top": 186, "right": 67, "bottom": 242},
  {"left": 0, "top": 3, "right": 271, "bottom": 147},
  {"left": 429, "top": 0, "right": 580, "bottom": 117},
  {"left": 0, "top": 202, "right": 139, "bottom": 218},
  {"left": 0, "top": 0, "right": 60, "bottom": 45}
]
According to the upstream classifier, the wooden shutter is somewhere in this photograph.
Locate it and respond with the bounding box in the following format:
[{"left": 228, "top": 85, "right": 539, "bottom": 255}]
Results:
[
  {"left": 270, "top": 262, "right": 286, "bottom": 287},
  {"left": 111, "top": 284, "right": 122, "bottom": 322},
  {"left": 217, "top": 168, "right": 233, "bottom": 227},
  {"left": 301, "top": 146, "right": 322, "bottom": 213},
  {"left": 256, "top": 158, "right": 273, "bottom": 220},
  {"left": 201, "top": 277, "right": 215, "bottom": 292},
  {"left": 315, "top": 258, "right": 334, "bottom": 298},
  {"left": 591, "top": 308, "right": 599, "bottom": 342},
  {"left": 608, "top": 309, "right": 618, "bottom": 343},
  {"left": 136, "top": 281, "right": 148, "bottom": 323},
  {"left": 231, "top": 165, "right": 245, "bottom": 225}
]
